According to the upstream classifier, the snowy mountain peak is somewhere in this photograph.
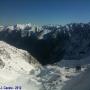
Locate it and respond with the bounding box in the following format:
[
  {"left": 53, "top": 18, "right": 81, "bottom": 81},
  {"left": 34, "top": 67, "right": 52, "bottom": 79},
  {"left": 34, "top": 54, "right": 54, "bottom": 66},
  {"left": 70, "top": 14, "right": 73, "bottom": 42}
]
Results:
[
  {"left": 0, "top": 23, "right": 32, "bottom": 31},
  {"left": 14, "top": 23, "right": 32, "bottom": 30}
]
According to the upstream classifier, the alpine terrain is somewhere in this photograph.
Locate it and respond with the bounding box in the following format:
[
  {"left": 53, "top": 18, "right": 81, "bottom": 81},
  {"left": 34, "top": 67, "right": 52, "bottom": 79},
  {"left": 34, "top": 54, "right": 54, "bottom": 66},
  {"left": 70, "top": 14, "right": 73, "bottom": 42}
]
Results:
[{"left": 0, "top": 22, "right": 90, "bottom": 90}]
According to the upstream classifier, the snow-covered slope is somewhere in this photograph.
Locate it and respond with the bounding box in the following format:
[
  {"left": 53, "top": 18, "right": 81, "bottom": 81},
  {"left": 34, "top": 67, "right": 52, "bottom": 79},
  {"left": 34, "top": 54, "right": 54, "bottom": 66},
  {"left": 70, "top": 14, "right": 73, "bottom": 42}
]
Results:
[
  {"left": 0, "top": 41, "right": 45, "bottom": 90},
  {"left": 62, "top": 67, "right": 90, "bottom": 90},
  {"left": 36, "top": 57, "right": 90, "bottom": 90},
  {"left": 0, "top": 41, "right": 90, "bottom": 90},
  {"left": 0, "top": 41, "right": 37, "bottom": 83}
]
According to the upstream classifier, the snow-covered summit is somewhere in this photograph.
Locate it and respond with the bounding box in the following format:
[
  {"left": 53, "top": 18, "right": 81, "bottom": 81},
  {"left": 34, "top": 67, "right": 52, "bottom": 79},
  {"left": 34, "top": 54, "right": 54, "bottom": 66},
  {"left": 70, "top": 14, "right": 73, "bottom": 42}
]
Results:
[
  {"left": 14, "top": 23, "right": 32, "bottom": 30},
  {"left": 0, "top": 23, "right": 32, "bottom": 31},
  {"left": 0, "top": 26, "right": 4, "bottom": 31},
  {"left": 4, "top": 25, "right": 14, "bottom": 31}
]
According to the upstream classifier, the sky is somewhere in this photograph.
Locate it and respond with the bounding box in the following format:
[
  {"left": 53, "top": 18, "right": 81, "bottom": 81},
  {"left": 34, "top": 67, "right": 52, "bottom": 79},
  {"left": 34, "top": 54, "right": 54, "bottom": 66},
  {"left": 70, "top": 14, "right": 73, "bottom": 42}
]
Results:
[{"left": 0, "top": 0, "right": 90, "bottom": 25}]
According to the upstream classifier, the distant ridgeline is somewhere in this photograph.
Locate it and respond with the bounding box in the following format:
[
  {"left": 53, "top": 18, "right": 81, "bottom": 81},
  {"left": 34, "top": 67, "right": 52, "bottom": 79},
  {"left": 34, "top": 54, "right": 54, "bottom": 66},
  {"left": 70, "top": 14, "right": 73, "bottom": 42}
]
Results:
[{"left": 0, "top": 23, "right": 90, "bottom": 65}]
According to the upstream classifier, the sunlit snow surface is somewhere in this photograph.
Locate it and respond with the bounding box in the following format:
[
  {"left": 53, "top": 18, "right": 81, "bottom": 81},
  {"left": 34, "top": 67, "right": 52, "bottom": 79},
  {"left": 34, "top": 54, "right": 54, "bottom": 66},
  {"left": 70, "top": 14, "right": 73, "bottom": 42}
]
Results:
[{"left": 0, "top": 41, "right": 90, "bottom": 90}]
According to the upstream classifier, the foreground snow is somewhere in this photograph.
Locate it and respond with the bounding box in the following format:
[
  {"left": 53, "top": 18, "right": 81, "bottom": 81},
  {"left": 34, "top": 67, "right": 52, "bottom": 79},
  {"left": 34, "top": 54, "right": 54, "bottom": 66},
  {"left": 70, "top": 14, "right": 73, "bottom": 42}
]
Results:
[
  {"left": 62, "top": 66, "right": 90, "bottom": 90},
  {"left": 0, "top": 41, "right": 90, "bottom": 90}
]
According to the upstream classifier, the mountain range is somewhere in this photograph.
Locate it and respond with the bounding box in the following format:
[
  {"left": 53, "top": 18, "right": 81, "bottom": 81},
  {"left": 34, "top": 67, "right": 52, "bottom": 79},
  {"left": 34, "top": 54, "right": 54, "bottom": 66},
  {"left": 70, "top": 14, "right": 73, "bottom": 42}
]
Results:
[
  {"left": 0, "top": 22, "right": 90, "bottom": 65},
  {"left": 0, "top": 22, "right": 90, "bottom": 90}
]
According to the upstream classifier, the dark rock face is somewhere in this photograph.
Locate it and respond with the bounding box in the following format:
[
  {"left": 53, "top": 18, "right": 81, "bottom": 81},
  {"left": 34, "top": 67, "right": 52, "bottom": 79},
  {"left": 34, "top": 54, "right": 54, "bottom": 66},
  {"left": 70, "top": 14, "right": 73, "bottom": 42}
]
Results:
[{"left": 0, "top": 22, "right": 90, "bottom": 65}]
